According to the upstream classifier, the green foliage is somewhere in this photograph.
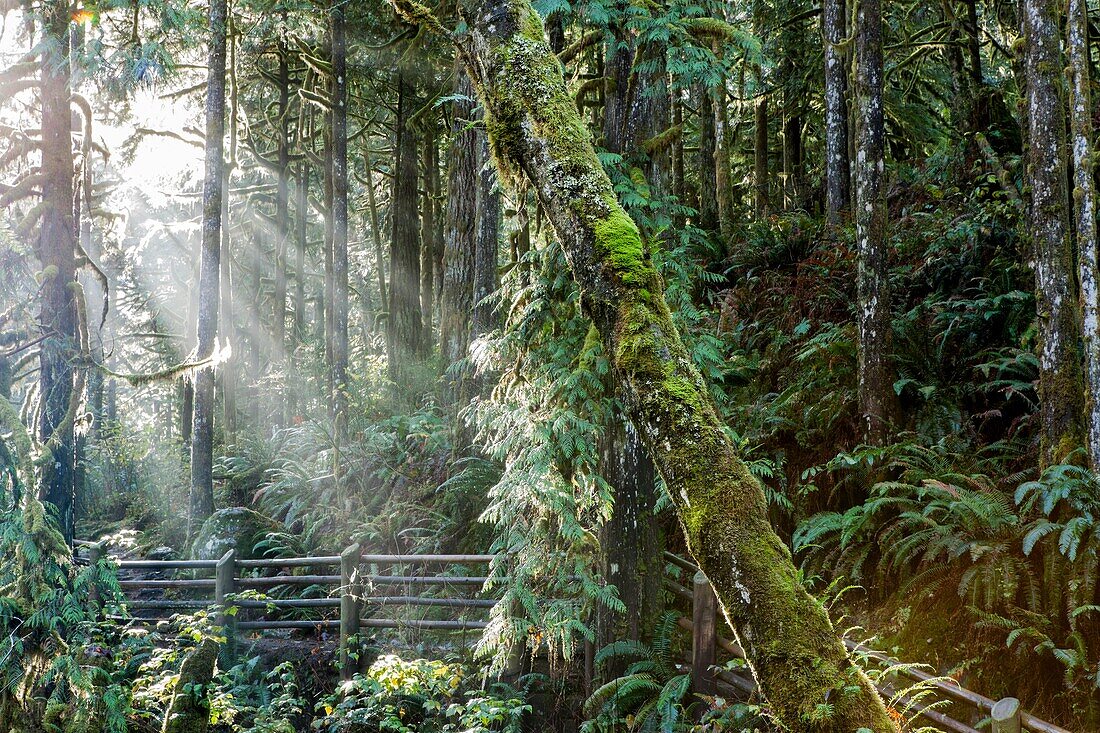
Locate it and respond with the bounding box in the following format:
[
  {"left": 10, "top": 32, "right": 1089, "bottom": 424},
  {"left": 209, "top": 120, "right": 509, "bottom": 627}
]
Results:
[
  {"left": 312, "top": 655, "right": 528, "bottom": 733},
  {"left": 0, "top": 495, "right": 136, "bottom": 732},
  {"left": 582, "top": 613, "right": 764, "bottom": 732}
]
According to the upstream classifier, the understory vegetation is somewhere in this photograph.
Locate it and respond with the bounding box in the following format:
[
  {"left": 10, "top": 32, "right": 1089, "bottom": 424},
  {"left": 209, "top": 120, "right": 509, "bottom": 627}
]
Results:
[{"left": 5, "top": 0, "right": 1100, "bottom": 728}]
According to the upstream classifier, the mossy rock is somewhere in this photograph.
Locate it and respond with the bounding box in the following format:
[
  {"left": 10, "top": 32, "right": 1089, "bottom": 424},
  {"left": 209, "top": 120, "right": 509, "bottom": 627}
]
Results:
[{"left": 190, "top": 507, "right": 280, "bottom": 561}]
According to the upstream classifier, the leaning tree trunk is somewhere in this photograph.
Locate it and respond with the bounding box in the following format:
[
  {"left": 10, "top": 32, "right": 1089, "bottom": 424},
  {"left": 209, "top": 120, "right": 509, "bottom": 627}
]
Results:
[
  {"left": 854, "top": 0, "right": 894, "bottom": 445},
  {"left": 1068, "top": 0, "right": 1100, "bottom": 468},
  {"left": 824, "top": 0, "right": 851, "bottom": 222},
  {"left": 190, "top": 0, "right": 228, "bottom": 538},
  {"left": 1024, "top": 0, "right": 1084, "bottom": 466},
  {"left": 442, "top": 1, "right": 898, "bottom": 728},
  {"left": 37, "top": 0, "right": 78, "bottom": 543}
]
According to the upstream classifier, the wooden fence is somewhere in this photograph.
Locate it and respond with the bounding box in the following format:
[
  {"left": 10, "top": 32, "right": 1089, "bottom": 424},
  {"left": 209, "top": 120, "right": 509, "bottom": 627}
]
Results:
[
  {"left": 662, "top": 552, "right": 1072, "bottom": 733},
  {"left": 77, "top": 541, "right": 1074, "bottom": 732},
  {"left": 78, "top": 540, "right": 498, "bottom": 679}
]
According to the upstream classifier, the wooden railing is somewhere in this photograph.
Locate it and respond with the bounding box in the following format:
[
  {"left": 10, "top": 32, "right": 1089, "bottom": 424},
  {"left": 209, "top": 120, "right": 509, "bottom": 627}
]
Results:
[
  {"left": 663, "top": 552, "right": 1073, "bottom": 733},
  {"left": 77, "top": 540, "right": 498, "bottom": 679},
  {"left": 76, "top": 540, "right": 1073, "bottom": 731}
]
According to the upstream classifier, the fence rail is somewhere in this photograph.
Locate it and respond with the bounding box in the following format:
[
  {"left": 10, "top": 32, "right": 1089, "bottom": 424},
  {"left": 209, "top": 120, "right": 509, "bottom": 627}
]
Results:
[
  {"left": 77, "top": 540, "right": 1073, "bottom": 730},
  {"left": 79, "top": 540, "right": 498, "bottom": 679},
  {"left": 662, "top": 552, "right": 1072, "bottom": 733}
]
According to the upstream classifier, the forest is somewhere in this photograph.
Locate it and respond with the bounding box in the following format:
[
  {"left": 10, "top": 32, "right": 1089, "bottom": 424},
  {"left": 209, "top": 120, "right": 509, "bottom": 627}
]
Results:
[{"left": 3, "top": 0, "right": 1100, "bottom": 729}]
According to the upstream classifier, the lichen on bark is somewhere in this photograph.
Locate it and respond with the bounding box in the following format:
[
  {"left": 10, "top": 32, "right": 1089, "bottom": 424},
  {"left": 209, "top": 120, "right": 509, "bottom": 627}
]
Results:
[{"left": 446, "top": 0, "right": 899, "bottom": 728}]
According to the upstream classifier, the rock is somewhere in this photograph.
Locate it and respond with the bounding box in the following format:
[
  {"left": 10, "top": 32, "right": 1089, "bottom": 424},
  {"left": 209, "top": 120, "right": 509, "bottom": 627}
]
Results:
[
  {"left": 189, "top": 507, "right": 280, "bottom": 561},
  {"left": 147, "top": 546, "right": 176, "bottom": 561},
  {"left": 161, "top": 638, "right": 219, "bottom": 733}
]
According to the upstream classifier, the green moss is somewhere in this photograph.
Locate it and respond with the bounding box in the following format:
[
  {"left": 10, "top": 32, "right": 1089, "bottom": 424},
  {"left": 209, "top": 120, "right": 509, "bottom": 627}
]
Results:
[{"left": 594, "top": 210, "right": 646, "bottom": 285}]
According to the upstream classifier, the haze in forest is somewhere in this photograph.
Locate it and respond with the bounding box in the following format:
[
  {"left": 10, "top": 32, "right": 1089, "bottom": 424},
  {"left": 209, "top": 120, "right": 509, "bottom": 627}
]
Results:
[{"left": 2, "top": 0, "right": 1100, "bottom": 731}]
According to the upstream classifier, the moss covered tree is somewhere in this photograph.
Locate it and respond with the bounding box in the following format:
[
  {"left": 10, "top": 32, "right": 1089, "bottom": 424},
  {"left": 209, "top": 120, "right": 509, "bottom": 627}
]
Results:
[{"left": 390, "top": 0, "right": 900, "bottom": 727}]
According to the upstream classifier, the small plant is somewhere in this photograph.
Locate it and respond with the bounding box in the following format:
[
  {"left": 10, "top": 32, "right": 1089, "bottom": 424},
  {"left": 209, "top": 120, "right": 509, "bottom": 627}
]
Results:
[{"left": 312, "top": 654, "right": 528, "bottom": 733}]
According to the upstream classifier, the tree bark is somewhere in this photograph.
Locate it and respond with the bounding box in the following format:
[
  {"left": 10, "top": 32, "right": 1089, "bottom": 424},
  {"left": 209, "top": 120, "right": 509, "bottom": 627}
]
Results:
[
  {"left": 36, "top": 0, "right": 78, "bottom": 543},
  {"left": 448, "top": 1, "right": 897, "bottom": 727},
  {"left": 421, "top": 123, "right": 438, "bottom": 338},
  {"left": 753, "top": 92, "right": 769, "bottom": 218},
  {"left": 272, "top": 30, "right": 290, "bottom": 423},
  {"left": 330, "top": 4, "right": 349, "bottom": 428},
  {"left": 595, "top": 418, "right": 661, "bottom": 679},
  {"left": 854, "top": 0, "right": 895, "bottom": 444},
  {"left": 1024, "top": 0, "right": 1084, "bottom": 466},
  {"left": 190, "top": 0, "right": 228, "bottom": 538},
  {"left": 1068, "top": 0, "right": 1100, "bottom": 467},
  {"left": 824, "top": 0, "right": 851, "bottom": 222},
  {"left": 472, "top": 135, "right": 501, "bottom": 340},
  {"left": 697, "top": 83, "right": 719, "bottom": 231},
  {"left": 440, "top": 67, "right": 479, "bottom": 370},
  {"left": 386, "top": 66, "right": 424, "bottom": 382}
]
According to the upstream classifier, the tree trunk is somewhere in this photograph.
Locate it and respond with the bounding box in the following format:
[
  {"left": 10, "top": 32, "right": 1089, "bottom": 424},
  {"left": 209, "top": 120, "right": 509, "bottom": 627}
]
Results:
[
  {"left": 602, "top": 10, "right": 633, "bottom": 154},
  {"left": 290, "top": 162, "right": 307, "bottom": 420},
  {"left": 36, "top": 0, "right": 78, "bottom": 543},
  {"left": 782, "top": 111, "right": 803, "bottom": 210},
  {"left": 595, "top": 418, "right": 661, "bottom": 679},
  {"left": 440, "top": 67, "right": 478, "bottom": 371},
  {"left": 330, "top": 4, "right": 349, "bottom": 429},
  {"left": 421, "top": 123, "right": 438, "bottom": 338},
  {"left": 472, "top": 135, "right": 500, "bottom": 340},
  {"left": 854, "top": 0, "right": 895, "bottom": 444},
  {"left": 824, "top": 0, "right": 851, "bottom": 222},
  {"left": 713, "top": 71, "right": 733, "bottom": 241},
  {"left": 697, "top": 83, "right": 719, "bottom": 231},
  {"left": 190, "top": 0, "right": 227, "bottom": 539},
  {"left": 1024, "top": 0, "right": 1084, "bottom": 466},
  {"left": 753, "top": 92, "right": 769, "bottom": 218},
  {"left": 449, "top": 1, "right": 897, "bottom": 727},
  {"left": 672, "top": 91, "right": 685, "bottom": 220},
  {"left": 273, "top": 32, "right": 290, "bottom": 423},
  {"left": 364, "top": 153, "right": 388, "bottom": 319},
  {"left": 386, "top": 66, "right": 424, "bottom": 383},
  {"left": 1069, "top": 0, "right": 1099, "bottom": 467}
]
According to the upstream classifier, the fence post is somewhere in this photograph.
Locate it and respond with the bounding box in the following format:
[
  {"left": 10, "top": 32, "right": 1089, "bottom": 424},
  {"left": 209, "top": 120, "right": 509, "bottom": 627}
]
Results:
[
  {"left": 215, "top": 549, "right": 236, "bottom": 666},
  {"left": 340, "top": 543, "right": 361, "bottom": 680},
  {"left": 88, "top": 540, "right": 106, "bottom": 606},
  {"left": 691, "top": 571, "right": 717, "bottom": 704},
  {"left": 991, "top": 698, "right": 1022, "bottom": 733}
]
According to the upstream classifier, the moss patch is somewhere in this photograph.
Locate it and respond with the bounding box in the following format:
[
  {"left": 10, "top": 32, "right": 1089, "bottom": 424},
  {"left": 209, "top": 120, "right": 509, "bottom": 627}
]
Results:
[{"left": 594, "top": 210, "right": 646, "bottom": 285}]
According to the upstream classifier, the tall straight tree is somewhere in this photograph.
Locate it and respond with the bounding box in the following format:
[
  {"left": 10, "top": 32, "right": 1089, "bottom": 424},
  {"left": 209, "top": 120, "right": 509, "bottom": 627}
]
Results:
[
  {"left": 387, "top": 65, "right": 424, "bottom": 382},
  {"left": 190, "top": 0, "right": 228, "bottom": 536},
  {"left": 272, "top": 27, "right": 291, "bottom": 423},
  {"left": 421, "top": 123, "right": 439, "bottom": 337},
  {"left": 37, "top": 0, "right": 79, "bottom": 542},
  {"left": 330, "top": 3, "right": 350, "bottom": 428},
  {"left": 1067, "top": 0, "right": 1100, "bottom": 468},
  {"left": 823, "top": 0, "right": 850, "bottom": 222},
  {"left": 854, "top": 0, "right": 893, "bottom": 443},
  {"left": 1024, "top": 0, "right": 1084, "bottom": 466},
  {"left": 592, "top": 17, "right": 666, "bottom": 674},
  {"left": 753, "top": 0, "right": 770, "bottom": 217},
  {"left": 471, "top": 136, "right": 500, "bottom": 340},
  {"left": 426, "top": 0, "right": 899, "bottom": 725},
  {"left": 440, "top": 66, "right": 478, "bottom": 375}
]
